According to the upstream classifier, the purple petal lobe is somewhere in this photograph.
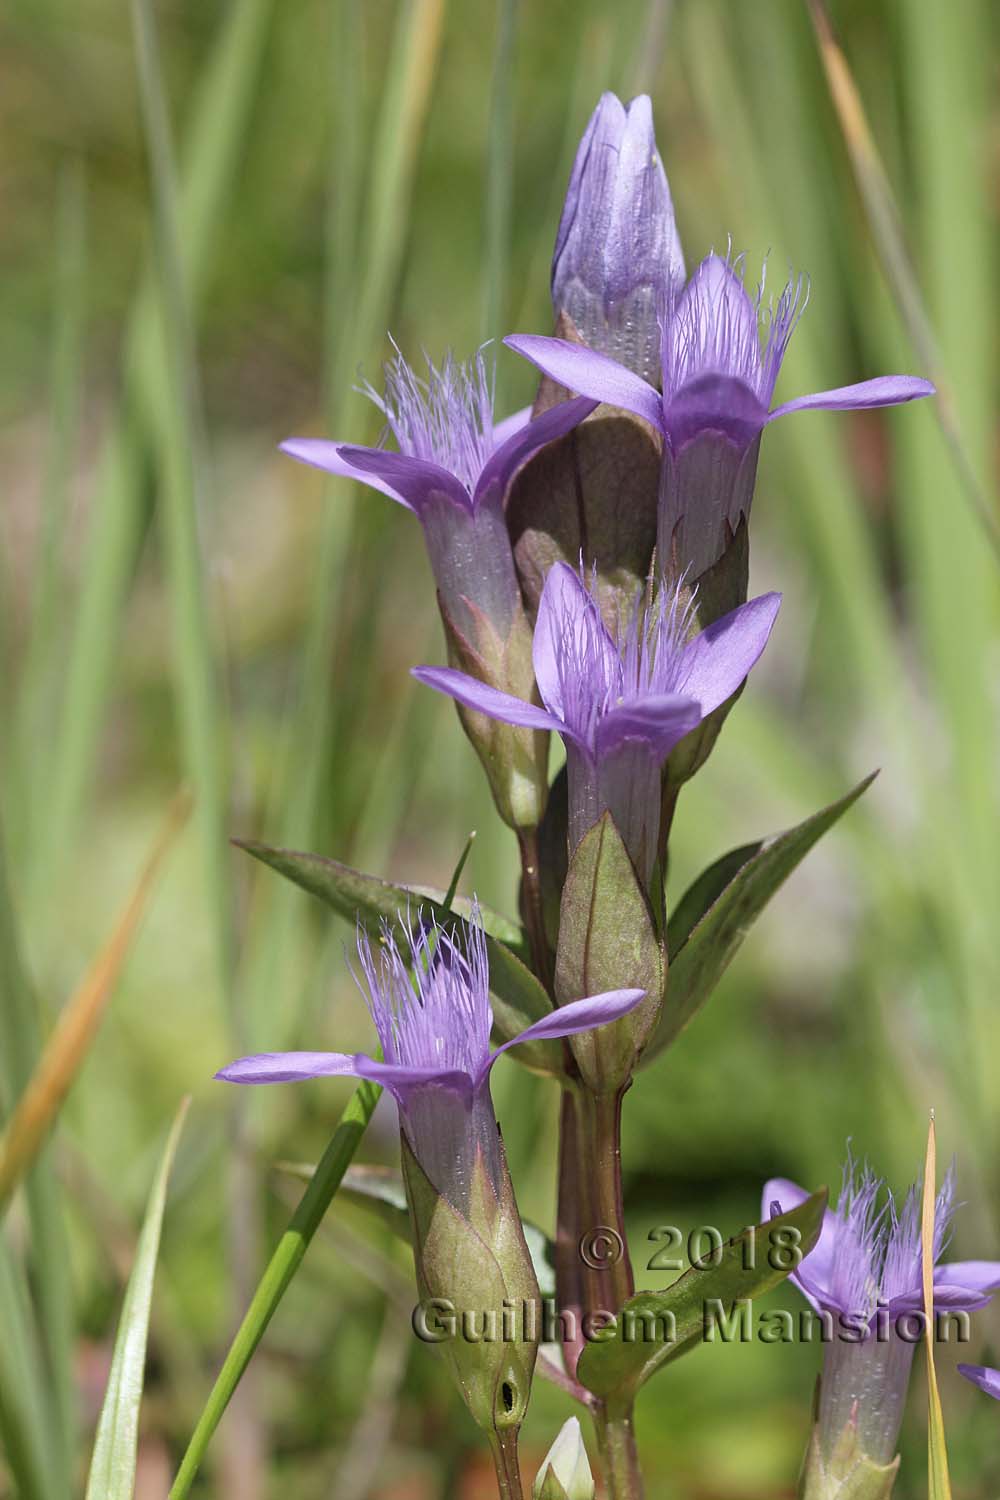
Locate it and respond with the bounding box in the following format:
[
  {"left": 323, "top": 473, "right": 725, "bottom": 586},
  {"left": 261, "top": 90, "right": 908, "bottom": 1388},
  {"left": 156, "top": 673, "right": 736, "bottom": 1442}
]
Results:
[
  {"left": 412, "top": 665, "right": 565, "bottom": 736},
  {"left": 281, "top": 439, "right": 413, "bottom": 510},
  {"left": 532, "top": 562, "right": 615, "bottom": 723},
  {"left": 768, "top": 375, "right": 935, "bottom": 422},
  {"left": 664, "top": 254, "right": 762, "bottom": 398},
  {"left": 216, "top": 1051, "right": 359, "bottom": 1084},
  {"left": 595, "top": 695, "right": 702, "bottom": 761},
  {"left": 475, "top": 396, "right": 598, "bottom": 507},
  {"left": 491, "top": 405, "right": 532, "bottom": 449},
  {"left": 959, "top": 1364, "right": 1000, "bottom": 1401},
  {"left": 504, "top": 335, "right": 664, "bottom": 432},
  {"left": 935, "top": 1261, "right": 1000, "bottom": 1298},
  {"left": 763, "top": 1177, "right": 841, "bottom": 1314},
  {"left": 486, "top": 988, "right": 647, "bottom": 1074},
  {"left": 349, "top": 1057, "right": 474, "bottom": 1097},
  {"left": 337, "top": 445, "right": 473, "bottom": 517},
  {"left": 662, "top": 373, "right": 768, "bottom": 450},
  {"left": 678, "top": 592, "right": 781, "bottom": 716}
]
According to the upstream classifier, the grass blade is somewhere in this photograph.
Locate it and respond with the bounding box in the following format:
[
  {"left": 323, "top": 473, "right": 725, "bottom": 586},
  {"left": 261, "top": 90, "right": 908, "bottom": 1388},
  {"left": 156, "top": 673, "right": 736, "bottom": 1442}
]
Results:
[
  {"left": 240, "top": 0, "right": 447, "bottom": 1048},
  {"left": 130, "top": 0, "right": 233, "bottom": 1008},
  {"left": 167, "top": 1078, "right": 381, "bottom": 1499},
  {"left": 38, "top": 0, "right": 272, "bottom": 896},
  {"left": 482, "top": 0, "right": 517, "bottom": 362},
  {"left": 0, "top": 1242, "right": 61, "bottom": 1500},
  {"left": 11, "top": 159, "right": 88, "bottom": 852},
  {"left": 805, "top": 0, "right": 1000, "bottom": 562},
  {"left": 0, "top": 792, "right": 190, "bottom": 1213},
  {"left": 84, "top": 1098, "right": 190, "bottom": 1500},
  {"left": 0, "top": 821, "right": 74, "bottom": 1490},
  {"left": 922, "top": 1112, "right": 953, "bottom": 1500}
]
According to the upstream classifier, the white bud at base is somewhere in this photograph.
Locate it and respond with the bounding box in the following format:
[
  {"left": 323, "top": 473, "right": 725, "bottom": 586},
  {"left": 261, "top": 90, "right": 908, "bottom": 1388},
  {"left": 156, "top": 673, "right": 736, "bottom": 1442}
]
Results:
[{"left": 533, "top": 1417, "right": 595, "bottom": 1500}]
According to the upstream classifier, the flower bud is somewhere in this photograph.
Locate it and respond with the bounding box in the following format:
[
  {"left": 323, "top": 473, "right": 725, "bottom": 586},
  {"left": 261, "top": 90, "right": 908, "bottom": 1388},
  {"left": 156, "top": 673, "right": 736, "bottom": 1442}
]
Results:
[
  {"left": 533, "top": 1417, "right": 595, "bottom": 1500},
  {"left": 552, "top": 93, "right": 684, "bottom": 383},
  {"left": 402, "top": 1132, "right": 540, "bottom": 1437},
  {"left": 437, "top": 584, "right": 549, "bottom": 832}
]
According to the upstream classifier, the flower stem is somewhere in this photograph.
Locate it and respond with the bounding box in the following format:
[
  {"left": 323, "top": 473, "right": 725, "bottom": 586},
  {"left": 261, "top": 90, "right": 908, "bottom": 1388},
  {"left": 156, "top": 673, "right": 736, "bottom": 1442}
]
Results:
[
  {"left": 517, "top": 825, "right": 553, "bottom": 994},
  {"left": 577, "top": 1087, "right": 635, "bottom": 1316},
  {"left": 489, "top": 1427, "right": 525, "bottom": 1500},
  {"left": 556, "top": 1085, "right": 645, "bottom": 1498},
  {"left": 597, "top": 1404, "right": 645, "bottom": 1500}
]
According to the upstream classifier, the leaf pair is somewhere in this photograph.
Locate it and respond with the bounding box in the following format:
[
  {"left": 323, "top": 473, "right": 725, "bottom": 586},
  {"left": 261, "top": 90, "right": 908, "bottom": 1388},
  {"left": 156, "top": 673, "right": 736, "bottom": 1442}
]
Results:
[{"left": 239, "top": 771, "right": 876, "bottom": 1084}]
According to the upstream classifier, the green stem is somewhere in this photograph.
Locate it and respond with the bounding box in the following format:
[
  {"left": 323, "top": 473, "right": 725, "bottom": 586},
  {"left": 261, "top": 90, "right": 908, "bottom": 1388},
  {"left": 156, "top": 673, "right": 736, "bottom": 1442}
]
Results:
[
  {"left": 598, "top": 1405, "right": 645, "bottom": 1500},
  {"left": 577, "top": 1088, "right": 635, "bottom": 1317},
  {"left": 168, "top": 1080, "right": 379, "bottom": 1499},
  {"left": 571, "top": 1088, "right": 644, "bottom": 1499},
  {"left": 489, "top": 1427, "right": 525, "bottom": 1500}
]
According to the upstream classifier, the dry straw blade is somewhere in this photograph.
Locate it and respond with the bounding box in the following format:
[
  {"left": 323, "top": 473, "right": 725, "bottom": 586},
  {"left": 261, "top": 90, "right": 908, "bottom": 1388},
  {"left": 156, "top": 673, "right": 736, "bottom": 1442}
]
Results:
[
  {"left": 922, "top": 1113, "right": 953, "bottom": 1500},
  {"left": 0, "top": 791, "right": 191, "bottom": 1214}
]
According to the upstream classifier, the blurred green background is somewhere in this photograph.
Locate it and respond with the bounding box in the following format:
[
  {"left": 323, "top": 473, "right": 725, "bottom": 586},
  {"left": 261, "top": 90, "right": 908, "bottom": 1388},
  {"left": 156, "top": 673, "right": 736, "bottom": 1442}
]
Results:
[{"left": 1, "top": 0, "right": 999, "bottom": 1494}]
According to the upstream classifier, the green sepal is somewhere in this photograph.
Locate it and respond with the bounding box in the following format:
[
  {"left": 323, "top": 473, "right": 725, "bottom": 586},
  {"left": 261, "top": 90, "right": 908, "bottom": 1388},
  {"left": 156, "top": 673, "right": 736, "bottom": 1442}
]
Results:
[
  {"left": 576, "top": 1189, "right": 827, "bottom": 1409},
  {"left": 799, "top": 1423, "right": 900, "bottom": 1500},
  {"left": 554, "top": 813, "right": 664, "bottom": 1092},
  {"left": 400, "top": 1134, "right": 539, "bottom": 1435},
  {"left": 439, "top": 589, "right": 549, "bottom": 832},
  {"left": 235, "top": 841, "right": 562, "bottom": 1073},
  {"left": 643, "top": 773, "right": 877, "bottom": 1064},
  {"left": 535, "top": 1473, "right": 571, "bottom": 1500},
  {"left": 506, "top": 315, "right": 660, "bottom": 630}
]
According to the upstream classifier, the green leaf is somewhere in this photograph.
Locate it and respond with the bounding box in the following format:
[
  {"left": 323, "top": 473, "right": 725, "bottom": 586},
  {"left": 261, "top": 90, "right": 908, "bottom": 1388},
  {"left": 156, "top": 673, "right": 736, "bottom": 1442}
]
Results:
[
  {"left": 666, "top": 840, "right": 761, "bottom": 958},
  {"left": 554, "top": 813, "right": 664, "bottom": 1091},
  {"left": 645, "top": 773, "right": 876, "bottom": 1063},
  {"left": 85, "top": 1097, "right": 189, "bottom": 1500},
  {"left": 576, "top": 1189, "right": 827, "bottom": 1408},
  {"left": 408, "top": 888, "right": 527, "bottom": 957},
  {"left": 236, "top": 841, "right": 561, "bottom": 1072},
  {"left": 168, "top": 1078, "right": 380, "bottom": 1500}
]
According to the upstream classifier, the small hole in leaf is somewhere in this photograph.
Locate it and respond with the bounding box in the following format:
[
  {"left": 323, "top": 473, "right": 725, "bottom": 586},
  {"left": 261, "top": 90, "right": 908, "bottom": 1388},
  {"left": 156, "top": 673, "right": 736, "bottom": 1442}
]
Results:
[{"left": 501, "top": 1381, "right": 515, "bottom": 1413}]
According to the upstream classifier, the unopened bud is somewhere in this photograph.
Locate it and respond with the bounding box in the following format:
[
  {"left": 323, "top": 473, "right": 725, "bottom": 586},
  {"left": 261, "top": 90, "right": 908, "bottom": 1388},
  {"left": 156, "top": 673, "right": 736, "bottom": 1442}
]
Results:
[
  {"left": 552, "top": 93, "right": 683, "bottom": 383},
  {"left": 534, "top": 1417, "right": 595, "bottom": 1500}
]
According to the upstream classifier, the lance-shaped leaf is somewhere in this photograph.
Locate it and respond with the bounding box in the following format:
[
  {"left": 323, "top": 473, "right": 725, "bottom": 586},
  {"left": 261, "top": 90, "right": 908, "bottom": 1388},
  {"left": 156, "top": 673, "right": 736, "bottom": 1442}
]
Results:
[
  {"left": 644, "top": 773, "right": 876, "bottom": 1063},
  {"left": 555, "top": 813, "right": 664, "bottom": 1091},
  {"left": 576, "top": 1189, "right": 827, "bottom": 1409},
  {"left": 85, "top": 1099, "right": 189, "bottom": 1500},
  {"left": 236, "top": 841, "right": 560, "bottom": 1072}
]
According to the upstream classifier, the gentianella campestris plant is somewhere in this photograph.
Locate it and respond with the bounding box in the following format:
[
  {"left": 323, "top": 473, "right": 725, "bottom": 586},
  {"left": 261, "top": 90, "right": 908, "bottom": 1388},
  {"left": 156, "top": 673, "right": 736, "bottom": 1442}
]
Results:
[{"left": 211, "top": 91, "right": 986, "bottom": 1500}]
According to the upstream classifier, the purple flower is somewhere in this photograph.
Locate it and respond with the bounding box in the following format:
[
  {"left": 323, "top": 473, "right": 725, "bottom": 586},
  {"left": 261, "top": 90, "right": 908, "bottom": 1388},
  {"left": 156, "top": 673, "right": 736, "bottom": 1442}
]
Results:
[
  {"left": 508, "top": 253, "right": 935, "bottom": 579},
  {"left": 552, "top": 92, "right": 685, "bottom": 384},
  {"left": 218, "top": 905, "right": 643, "bottom": 1212},
  {"left": 959, "top": 1364, "right": 1000, "bottom": 1400},
  {"left": 281, "top": 345, "right": 595, "bottom": 642},
  {"left": 766, "top": 1159, "right": 1000, "bottom": 1465},
  {"left": 414, "top": 563, "right": 779, "bottom": 885}
]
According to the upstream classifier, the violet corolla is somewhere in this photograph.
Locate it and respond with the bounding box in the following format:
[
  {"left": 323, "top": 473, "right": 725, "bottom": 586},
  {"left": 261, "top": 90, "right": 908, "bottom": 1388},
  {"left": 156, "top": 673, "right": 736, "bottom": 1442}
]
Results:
[{"left": 415, "top": 562, "right": 779, "bottom": 886}]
